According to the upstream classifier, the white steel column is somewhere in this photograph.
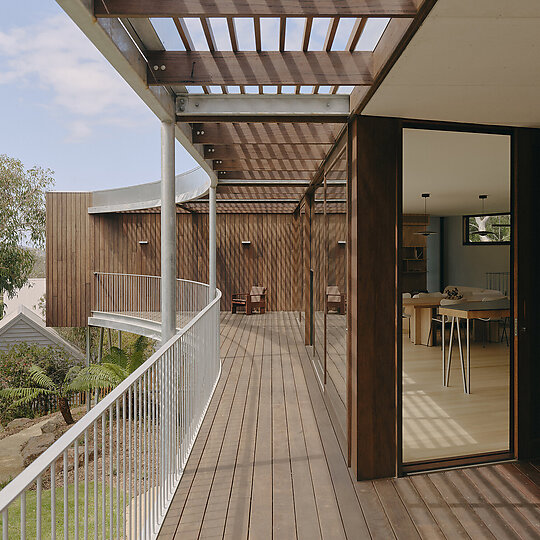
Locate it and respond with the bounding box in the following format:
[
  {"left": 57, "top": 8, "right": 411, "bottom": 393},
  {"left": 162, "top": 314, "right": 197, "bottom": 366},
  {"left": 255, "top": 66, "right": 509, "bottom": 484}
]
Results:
[
  {"left": 209, "top": 184, "right": 217, "bottom": 300},
  {"left": 161, "top": 120, "right": 176, "bottom": 342}
]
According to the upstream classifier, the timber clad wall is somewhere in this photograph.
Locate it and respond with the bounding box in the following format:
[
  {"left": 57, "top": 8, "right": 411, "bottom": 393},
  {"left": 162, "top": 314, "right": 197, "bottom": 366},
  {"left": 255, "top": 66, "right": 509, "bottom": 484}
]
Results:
[
  {"left": 47, "top": 192, "right": 338, "bottom": 327},
  {"left": 46, "top": 192, "right": 93, "bottom": 329}
]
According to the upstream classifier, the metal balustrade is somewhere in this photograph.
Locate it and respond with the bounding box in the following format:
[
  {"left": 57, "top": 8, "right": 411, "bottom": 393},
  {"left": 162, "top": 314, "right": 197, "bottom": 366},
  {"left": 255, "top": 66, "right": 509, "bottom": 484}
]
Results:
[
  {"left": 0, "top": 276, "right": 221, "bottom": 539},
  {"left": 94, "top": 272, "right": 211, "bottom": 329}
]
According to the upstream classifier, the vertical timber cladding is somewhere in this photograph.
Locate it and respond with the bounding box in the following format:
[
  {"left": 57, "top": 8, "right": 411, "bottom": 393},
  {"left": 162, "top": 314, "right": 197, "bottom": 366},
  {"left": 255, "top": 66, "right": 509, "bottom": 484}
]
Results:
[
  {"left": 46, "top": 199, "right": 309, "bottom": 327},
  {"left": 349, "top": 116, "right": 401, "bottom": 480},
  {"left": 514, "top": 128, "right": 540, "bottom": 459},
  {"left": 214, "top": 213, "right": 303, "bottom": 312},
  {"left": 93, "top": 212, "right": 305, "bottom": 311},
  {"left": 46, "top": 192, "right": 94, "bottom": 328}
]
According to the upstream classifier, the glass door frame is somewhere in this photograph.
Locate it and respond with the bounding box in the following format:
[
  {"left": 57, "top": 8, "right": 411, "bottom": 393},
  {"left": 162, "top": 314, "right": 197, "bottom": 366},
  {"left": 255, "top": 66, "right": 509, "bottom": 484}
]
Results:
[{"left": 398, "top": 120, "right": 516, "bottom": 474}]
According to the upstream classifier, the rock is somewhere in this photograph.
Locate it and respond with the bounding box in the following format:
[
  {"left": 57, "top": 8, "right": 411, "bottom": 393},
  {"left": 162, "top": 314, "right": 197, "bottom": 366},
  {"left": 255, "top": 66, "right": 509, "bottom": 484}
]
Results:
[
  {"left": 22, "top": 433, "right": 55, "bottom": 467},
  {"left": 6, "top": 418, "right": 33, "bottom": 431},
  {"left": 41, "top": 417, "right": 63, "bottom": 434}
]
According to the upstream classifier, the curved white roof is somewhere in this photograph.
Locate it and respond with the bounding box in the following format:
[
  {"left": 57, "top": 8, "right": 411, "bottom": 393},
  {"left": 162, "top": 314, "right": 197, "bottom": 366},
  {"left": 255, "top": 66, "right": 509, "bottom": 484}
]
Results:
[{"left": 89, "top": 166, "right": 211, "bottom": 214}]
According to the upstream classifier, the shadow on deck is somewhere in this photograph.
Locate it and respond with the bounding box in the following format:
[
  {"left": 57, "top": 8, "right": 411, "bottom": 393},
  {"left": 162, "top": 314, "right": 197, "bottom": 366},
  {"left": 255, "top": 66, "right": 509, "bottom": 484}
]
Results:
[{"left": 159, "top": 312, "right": 540, "bottom": 539}]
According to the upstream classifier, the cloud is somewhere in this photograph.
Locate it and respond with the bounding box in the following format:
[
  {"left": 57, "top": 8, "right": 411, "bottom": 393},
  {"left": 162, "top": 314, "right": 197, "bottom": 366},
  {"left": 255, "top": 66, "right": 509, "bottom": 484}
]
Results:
[{"left": 0, "top": 15, "right": 151, "bottom": 138}]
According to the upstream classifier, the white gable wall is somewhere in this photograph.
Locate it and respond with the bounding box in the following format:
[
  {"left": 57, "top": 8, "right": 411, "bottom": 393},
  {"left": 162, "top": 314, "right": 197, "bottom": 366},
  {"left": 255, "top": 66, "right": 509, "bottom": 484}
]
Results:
[{"left": 0, "top": 318, "right": 57, "bottom": 352}]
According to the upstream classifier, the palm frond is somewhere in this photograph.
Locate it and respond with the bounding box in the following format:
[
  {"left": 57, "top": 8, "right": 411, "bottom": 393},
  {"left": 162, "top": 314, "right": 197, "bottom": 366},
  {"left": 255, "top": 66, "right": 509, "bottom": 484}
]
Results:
[
  {"left": 27, "top": 365, "right": 56, "bottom": 391},
  {"left": 127, "top": 351, "right": 145, "bottom": 374},
  {"left": 0, "top": 387, "right": 55, "bottom": 408},
  {"left": 133, "top": 335, "right": 149, "bottom": 354},
  {"left": 102, "top": 347, "right": 128, "bottom": 368},
  {"left": 99, "top": 363, "right": 127, "bottom": 381},
  {"left": 68, "top": 364, "right": 122, "bottom": 392},
  {"left": 65, "top": 365, "right": 82, "bottom": 383}
]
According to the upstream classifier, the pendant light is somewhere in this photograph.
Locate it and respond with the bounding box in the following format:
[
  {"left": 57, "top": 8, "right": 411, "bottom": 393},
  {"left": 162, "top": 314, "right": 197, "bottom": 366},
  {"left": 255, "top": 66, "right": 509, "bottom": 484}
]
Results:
[
  {"left": 414, "top": 193, "right": 438, "bottom": 236},
  {"left": 476, "top": 195, "right": 495, "bottom": 238}
]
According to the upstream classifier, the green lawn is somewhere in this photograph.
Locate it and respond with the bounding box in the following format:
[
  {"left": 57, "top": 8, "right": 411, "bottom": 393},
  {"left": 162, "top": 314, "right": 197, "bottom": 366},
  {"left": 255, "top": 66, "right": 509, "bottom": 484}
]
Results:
[{"left": 3, "top": 482, "right": 120, "bottom": 539}]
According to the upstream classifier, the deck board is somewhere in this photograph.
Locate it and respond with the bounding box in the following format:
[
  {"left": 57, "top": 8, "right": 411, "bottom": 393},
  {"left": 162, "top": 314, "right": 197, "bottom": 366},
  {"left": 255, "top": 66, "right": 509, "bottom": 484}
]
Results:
[{"left": 159, "top": 312, "right": 540, "bottom": 540}]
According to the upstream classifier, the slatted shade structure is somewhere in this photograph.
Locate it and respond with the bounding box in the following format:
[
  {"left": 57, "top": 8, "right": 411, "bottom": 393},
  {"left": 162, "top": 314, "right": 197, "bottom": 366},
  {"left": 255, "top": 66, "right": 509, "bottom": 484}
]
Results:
[{"left": 57, "top": 0, "right": 436, "bottom": 212}]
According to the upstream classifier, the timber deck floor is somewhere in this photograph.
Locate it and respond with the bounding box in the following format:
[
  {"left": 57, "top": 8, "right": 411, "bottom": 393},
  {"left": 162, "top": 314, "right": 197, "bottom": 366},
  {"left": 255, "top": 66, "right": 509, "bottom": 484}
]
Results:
[{"left": 159, "top": 312, "right": 540, "bottom": 540}]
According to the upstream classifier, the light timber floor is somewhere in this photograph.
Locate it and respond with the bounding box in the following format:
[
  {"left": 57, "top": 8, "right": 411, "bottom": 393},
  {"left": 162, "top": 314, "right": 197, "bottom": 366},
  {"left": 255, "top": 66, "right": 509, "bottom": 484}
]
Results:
[
  {"left": 403, "top": 331, "right": 510, "bottom": 463},
  {"left": 159, "top": 312, "right": 540, "bottom": 540}
]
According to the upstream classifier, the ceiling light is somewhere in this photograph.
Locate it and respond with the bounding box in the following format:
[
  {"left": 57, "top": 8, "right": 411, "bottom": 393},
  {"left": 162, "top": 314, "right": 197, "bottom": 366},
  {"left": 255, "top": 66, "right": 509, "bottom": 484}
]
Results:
[{"left": 414, "top": 193, "right": 438, "bottom": 236}]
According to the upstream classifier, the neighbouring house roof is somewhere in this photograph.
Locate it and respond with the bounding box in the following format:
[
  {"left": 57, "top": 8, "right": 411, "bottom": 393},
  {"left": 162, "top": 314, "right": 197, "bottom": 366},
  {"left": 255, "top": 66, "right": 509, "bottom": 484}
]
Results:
[{"left": 0, "top": 305, "right": 84, "bottom": 359}]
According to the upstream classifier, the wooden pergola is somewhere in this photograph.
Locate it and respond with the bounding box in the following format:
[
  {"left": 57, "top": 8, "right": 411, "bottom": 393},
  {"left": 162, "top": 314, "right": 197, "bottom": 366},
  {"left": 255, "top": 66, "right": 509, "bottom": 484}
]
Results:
[
  {"left": 60, "top": 0, "right": 434, "bottom": 211},
  {"left": 48, "top": 0, "right": 540, "bottom": 488}
]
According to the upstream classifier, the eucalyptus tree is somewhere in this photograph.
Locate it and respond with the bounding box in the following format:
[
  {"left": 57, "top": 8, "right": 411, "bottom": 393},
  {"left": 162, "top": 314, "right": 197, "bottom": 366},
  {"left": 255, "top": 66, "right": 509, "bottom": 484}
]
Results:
[{"left": 0, "top": 154, "right": 53, "bottom": 315}]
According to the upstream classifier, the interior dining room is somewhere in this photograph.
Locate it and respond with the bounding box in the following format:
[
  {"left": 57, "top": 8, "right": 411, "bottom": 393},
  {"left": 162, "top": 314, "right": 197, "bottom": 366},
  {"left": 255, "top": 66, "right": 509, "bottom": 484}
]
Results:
[{"left": 401, "top": 128, "right": 512, "bottom": 467}]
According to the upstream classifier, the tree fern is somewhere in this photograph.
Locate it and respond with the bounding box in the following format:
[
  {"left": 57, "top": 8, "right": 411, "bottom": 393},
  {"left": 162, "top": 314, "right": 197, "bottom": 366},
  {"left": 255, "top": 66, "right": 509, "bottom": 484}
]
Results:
[
  {"left": 68, "top": 336, "right": 151, "bottom": 395},
  {"left": 0, "top": 364, "right": 76, "bottom": 424}
]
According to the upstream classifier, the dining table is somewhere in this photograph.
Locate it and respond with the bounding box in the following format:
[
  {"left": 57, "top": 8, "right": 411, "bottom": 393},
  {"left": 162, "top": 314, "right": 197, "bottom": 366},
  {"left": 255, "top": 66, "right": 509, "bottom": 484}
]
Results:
[
  {"left": 438, "top": 298, "right": 510, "bottom": 394},
  {"left": 402, "top": 297, "right": 442, "bottom": 346}
]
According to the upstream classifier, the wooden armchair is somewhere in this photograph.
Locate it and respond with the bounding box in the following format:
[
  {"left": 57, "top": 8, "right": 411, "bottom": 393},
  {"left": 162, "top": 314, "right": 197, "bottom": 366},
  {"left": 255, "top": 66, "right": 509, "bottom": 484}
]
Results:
[
  {"left": 326, "top": 286, "right": 345, "bottom": 314},
  {"left": 232, "top": 286, "right": 267, "bottom": 315}
]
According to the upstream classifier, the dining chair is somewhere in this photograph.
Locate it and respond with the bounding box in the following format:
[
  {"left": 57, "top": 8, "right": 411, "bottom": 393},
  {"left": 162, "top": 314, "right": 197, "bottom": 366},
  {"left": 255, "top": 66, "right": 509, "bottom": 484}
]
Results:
[{"left": 402, "top": 292, "right": 412, "bottom": 337}]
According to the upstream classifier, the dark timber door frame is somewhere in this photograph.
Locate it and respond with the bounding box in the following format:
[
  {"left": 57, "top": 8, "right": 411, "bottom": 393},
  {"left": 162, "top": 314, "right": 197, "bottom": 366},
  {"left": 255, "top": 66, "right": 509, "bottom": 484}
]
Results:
[
  {"left": 348, "top": 115, "right": 540, "bottom": 480},
  {"left": 399, "top": 120, "right": 515, "bottom": 474}
]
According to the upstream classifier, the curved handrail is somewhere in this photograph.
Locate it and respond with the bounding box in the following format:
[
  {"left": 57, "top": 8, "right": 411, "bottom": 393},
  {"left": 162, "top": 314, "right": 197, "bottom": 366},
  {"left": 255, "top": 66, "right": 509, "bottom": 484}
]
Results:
[
  {"left": 0, "top": 277, "right": 222, "bottom": 539},
  {"left": 93, "top": 273, "right": 211, "bottom": 337},
  {"left": 94, "top": 272, "right": 210, "bottom": 290},
  {"left": 0, "top": 289, "right": 221, "bottom": 511}
]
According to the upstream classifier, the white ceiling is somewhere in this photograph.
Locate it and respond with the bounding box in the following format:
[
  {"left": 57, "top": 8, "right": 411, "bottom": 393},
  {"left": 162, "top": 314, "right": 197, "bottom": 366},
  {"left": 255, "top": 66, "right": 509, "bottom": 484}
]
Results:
[
  {"left": 403, "top": 129, "right": 510, "bottom": 216},
  {"left": 364, "top": 0, "right": 540, "bottom": 127}
]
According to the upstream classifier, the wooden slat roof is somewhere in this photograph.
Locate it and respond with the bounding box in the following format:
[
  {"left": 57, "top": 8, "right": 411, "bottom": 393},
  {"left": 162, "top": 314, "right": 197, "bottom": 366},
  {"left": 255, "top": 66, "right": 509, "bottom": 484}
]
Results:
[{"left": 86, "top": 0, "right": 435, "bottom": 212}]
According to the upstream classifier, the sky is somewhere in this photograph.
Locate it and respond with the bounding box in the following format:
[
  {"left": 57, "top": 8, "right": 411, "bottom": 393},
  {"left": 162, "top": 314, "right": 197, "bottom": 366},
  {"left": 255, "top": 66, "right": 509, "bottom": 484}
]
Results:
[{"left": 0, "top": 2, "right": 388, "bottom": 193}]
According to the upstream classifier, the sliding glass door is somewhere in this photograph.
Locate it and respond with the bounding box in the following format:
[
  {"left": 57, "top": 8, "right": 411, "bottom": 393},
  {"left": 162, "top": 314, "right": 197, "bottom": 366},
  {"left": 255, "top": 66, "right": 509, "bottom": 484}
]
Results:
[{"left": 401, "top": 127, "right": 512, "bottom": 466}]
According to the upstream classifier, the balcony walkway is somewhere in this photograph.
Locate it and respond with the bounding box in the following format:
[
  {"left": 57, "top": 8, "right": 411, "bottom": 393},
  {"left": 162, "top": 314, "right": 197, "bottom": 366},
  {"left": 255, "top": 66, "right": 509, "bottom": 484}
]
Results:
[{"left": 159, "top": 312, "right": 540, "bottom": 539}]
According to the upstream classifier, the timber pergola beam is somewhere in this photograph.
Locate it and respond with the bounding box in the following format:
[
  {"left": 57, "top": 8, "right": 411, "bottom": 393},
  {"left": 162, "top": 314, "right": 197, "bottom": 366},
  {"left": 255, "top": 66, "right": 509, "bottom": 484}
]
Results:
[
  {"left": 191, "top": 123, "right": 340, "bottom": 145},
  {"left": 217, "top": 180, "right": 346, "bottom": 187},
  {"left": 147, "top": 51, "right": 373, "bottom": 87},
  {"left": 216, "top": 170, "right": 314, "bottom": 181},
  {"left": 94, "top": 0, "right": 418, "bottom": 18},
  {"left": 213, "top": 159, "right": 323, "bottom": 172},
  {"left": 204, "top": 144, "right": 332, "bottom": 161},
  {"left": 176, "top": 94, "right": 350, "bottom": 123}
]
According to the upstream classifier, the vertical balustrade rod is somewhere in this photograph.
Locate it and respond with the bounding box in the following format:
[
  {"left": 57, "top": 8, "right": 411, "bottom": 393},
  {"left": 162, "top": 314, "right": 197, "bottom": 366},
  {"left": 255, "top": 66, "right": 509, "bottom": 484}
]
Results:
[
  {"left": 86, "top": 327, "right": 91, "bottom": 412},
  {"left": 50, "top": 463, "right": 55, "bottom": 540},
  {"left": 36, "top": 476, "right": 42, "bottom": 539},
  {"left": 63, "top": 449, "right": 68, "bottom": 540},
  {"left": 138, "top": 380, "right": 142, "bottom": 538},
  {"left": 84, "top": 430, "right": 89, "bottom": 540},
  {"left": 101, "top": 412, "right": 109, "bottom": 540},
  {"left": 74, "top": 439, "right": 79, "bottom": 540},
  {"left": 116, "top": 399, "right": 120, "bottom": 540},
  {"left": 21, "top": 491, "right": 26, "bottom": 540},
  {"left": 144, "top": 372, "right": 148, "bottom": 539},
  {"left": 109, "top": 406, "right": 113, "bottom": 540},
  {"left": 122, "top": 392, "right": 127, "bottom": 540},
  {"left": 94, "top": 422, "right": 98, "bottom": 540}
]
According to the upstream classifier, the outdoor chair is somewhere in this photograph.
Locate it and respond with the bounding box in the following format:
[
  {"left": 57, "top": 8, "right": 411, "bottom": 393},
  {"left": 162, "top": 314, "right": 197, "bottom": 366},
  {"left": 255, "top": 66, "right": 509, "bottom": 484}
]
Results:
[
  {"left": 326, "top": 286, "right": 346, "bottom": 314},
  {"left": 232, "top": 286, "right": 267, "bottom": 314}
]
